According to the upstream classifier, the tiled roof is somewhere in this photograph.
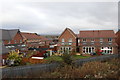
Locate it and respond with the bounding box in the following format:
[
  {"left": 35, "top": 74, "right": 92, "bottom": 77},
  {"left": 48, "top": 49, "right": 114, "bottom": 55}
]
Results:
[
  {"left": 76, "top": 34, "right": 79, "bottom": 37},
  {"left": 0, "top": 29, "right": 19, "bottom": 40},
  {"left": 21, "top": 32, "right": 41, "bottom": 40},
  {"left": 78, "top": 30, "right": 116, "bottom": 38},
  {"left": 66, "top": 28, "right": 77, "bottom": 38},
  {"left": 59, "top": 28, "right": 77, "bottom": 38},
  {"left": 38, "top": 35, "right": 48, "bottom": 41},
  {"left": 21, "top": 32, "right": 48, "bottom": 40}
]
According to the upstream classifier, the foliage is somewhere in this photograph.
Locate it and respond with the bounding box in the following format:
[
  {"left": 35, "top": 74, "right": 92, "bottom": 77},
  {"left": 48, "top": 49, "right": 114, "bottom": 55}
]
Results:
[
  {"left": 62, "top": 53, "right": 73, "bottom": 65},
  {"left": 72, "top": 55, "right": 91, "bottom": 60},
  {"left": 38, "top": 58, "right": 120, "bottom": 78},
  {"left": 7, "top": 51, "right": 22, "bottom": 66},
  {"left": 44, "top": 56, "right": 63, "bottom": 63},
  {"left": 25, "top": 51, "right": 37, "bottom": 58}
]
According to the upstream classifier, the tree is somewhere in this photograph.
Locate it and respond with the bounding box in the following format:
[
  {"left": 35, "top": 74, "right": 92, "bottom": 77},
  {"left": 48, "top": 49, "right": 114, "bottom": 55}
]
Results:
[
  {"left": 62, "top": 50, "right": 73, "bottom": 65},
  {"left": 7, "top": 51, "right": 22, "bottom": 66}
]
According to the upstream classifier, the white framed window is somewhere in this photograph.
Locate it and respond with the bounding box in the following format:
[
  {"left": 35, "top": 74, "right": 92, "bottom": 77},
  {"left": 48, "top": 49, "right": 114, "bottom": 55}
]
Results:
[
  {"left": 14, "top": 40, "right": 16, "bottom": 43},
  {"left": 20, "top": 40, "right": 22, "bottom": 43},
  {"left": 101, "top": 47, "right": 113, "bottom": 54},
  {"left": 68, "top": 38, "right": 72, "bottom": 45},
  {"left": 61, "top": 38, "right": 65, "bottom": 45},
  {"left": 82, "top": 46, "right": 95, "bottom": 54},
  {"left": 100, "top": 38, "right": 103, "bottom": 42},
  {"left": 108, "top": 38, "right": 112, "bottom": 42}
]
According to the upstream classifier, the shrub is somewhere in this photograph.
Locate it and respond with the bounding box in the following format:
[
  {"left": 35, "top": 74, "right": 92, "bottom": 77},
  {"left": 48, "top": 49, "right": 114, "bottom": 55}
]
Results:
[
  {"left": 62, "top": 53, "right": 73, "bottom": 65},
  {"left": 7, "top": 51, "right": 22, "bottom": 66}
]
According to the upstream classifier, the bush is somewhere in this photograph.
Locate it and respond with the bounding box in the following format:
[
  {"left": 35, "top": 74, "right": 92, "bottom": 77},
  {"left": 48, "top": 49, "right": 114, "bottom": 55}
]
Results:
[
  {"left": 62, "top": 53, "right": 73, "bottom": 65},
  {"left": 7, "top": 51, "right": 22, "bottom": 66}
]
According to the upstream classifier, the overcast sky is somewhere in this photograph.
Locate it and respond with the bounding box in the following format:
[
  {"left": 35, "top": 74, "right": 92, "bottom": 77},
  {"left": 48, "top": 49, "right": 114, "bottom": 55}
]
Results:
[{"left": 0, "top": 0, "right": 119, "bottom": 35}]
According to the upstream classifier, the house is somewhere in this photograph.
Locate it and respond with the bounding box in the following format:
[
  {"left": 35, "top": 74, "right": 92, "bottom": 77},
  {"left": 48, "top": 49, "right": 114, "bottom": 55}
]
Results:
[
  {"left": 39, "top": 35, "right": 50, "bottom": 46},
  {"left": 115, "top": 29, "right": 120, "bottom": 53},
  {"left": 0, "top": 29, "right": 24, "bottom": 50},
  {"left": 58, "top": 28, "right": 78, "bottom": 54},
  {"left": 78, "top": 30, "right": 118, "bottom": 55},
  {"left": 58, "top": 28, "right": 118, "bottom": 55},
  {"left": 21, "top": 32, "right": 49, "bottom": 48},
  {"left": 44, "top": 35, "right": 59, "bottom": 45}
]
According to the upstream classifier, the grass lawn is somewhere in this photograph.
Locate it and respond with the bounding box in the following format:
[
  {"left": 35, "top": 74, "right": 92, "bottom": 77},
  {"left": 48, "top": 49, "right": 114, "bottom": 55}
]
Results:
[
  {"left": 44, "top": 55, "right": 91, "bottom": 63},
  {"left": 72, "top": 55, "right": 91, "bottom": 60},
  {"left": 44, "top": 56, "right": 63, "bottom": 63}
]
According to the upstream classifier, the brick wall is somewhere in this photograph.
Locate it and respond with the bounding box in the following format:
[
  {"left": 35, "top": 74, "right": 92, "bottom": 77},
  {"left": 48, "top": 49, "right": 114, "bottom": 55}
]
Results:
[
  {"left": 58, "top": 29, "right": 76, "bottom": 46},
  {"left": 3, "top": 32, "right": 23, "bottom": 45}
]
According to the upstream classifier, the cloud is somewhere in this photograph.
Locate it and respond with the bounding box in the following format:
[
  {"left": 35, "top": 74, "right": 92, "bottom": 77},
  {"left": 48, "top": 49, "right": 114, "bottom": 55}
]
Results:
[{"left": 0, "top": 1, "right": 118, "bottom": 34}]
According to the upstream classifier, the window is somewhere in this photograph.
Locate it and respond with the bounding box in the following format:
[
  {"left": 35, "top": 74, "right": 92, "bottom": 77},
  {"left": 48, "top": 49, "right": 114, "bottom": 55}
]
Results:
[
  {"left": 61, "top": 38, "right": 65, "bottom": 45},
  {"left": 14, "top": 40, "right": 16, "bottom": 43},
  {"left": 91, "top": 42, "right": 94, "bottom": 45},
  {"left": 101, "top": 47, "right": 112, "bottom": 54},
  {"left": 83, "top": 38, "right": 86, "bottom": 42},
  {"left": 68, "top": 38, "right": 72, "bottom": 45},
  {"left": 20, "top": 40, "right": 22, "bottom": 43},
  {"left": 100, "top": 38, "right": 103, "bottom": 42},
  {"left": 82, "top": 47, "right": 95, "bottom": 54},
  {"left": 69, "top": 47, "right": 71, "bottom": 51},
  {"left": 91, "top": 39, "right": 94, "bottom": 42},
  {"left": 108, "top": 38, "right": 112, "bottom": 42},
  {"left": 8, "top": 40, "right": 11, "bottom": 44},
  {"left": 62, "top": 38, "right": 64, "bottom": 42},
  {"left": 78, "top": 39, "right": 80, "bottom": 43}
]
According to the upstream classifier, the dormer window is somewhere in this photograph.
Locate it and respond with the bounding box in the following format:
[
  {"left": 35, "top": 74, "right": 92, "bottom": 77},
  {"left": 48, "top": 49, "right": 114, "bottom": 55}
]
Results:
[
  {"left": 108, "top": 38, "right": 112, "bottom": 42},
  {"left": 83, "top": 38, "right": 86, "bottom": 42}
]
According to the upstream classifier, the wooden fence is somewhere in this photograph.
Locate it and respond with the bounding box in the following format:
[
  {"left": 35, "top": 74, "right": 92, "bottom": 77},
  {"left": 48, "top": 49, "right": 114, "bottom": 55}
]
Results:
[
  {"left": 2, "top": 54, "right": 120, "bottom": 78},
  {"left": 21, "top": 58, "right": 45, "bottom": 64}
]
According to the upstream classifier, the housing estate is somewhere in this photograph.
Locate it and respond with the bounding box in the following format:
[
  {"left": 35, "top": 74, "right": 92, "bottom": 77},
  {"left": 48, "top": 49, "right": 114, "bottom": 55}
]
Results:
[{"left": 58, "top": 28, "right": 118, "bottom": 55}]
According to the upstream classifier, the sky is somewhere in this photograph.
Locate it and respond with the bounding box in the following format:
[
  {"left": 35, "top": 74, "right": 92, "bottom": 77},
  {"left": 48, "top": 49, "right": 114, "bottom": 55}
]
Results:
[{"left": 0, "top": 0, "right": 119, "bottom": 35}]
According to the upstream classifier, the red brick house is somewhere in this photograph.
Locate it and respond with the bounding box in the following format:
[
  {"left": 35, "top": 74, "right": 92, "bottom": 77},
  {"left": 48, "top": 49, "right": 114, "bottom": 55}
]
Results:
[
  {"left": 115, "top": 30, "right": 120, "bottom": 53},
  {"left": 58, "top": 28, "right": 77, "bottom": 54},
  {"left": 78, "top": 30, "right": 118, "bottom": 54},
  {"left": 0, "top": 29, "right": 24, "bottom": 50},
  {"left": 21, "top": 32, "right": 49, "bottom": 48},
  {"left": 58, "top": 28, "right": 118, "bottom": 55}
]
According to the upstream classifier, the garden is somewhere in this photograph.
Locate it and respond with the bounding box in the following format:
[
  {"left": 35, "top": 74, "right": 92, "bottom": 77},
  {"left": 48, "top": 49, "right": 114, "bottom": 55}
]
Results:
[{"left": 37, "top": 58, "right": 120, "bottom": 78}]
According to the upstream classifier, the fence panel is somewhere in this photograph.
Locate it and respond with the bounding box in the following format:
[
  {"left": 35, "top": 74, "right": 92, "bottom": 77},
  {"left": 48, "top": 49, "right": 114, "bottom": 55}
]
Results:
[{"left": 2, "top": 54, "right": 120, "bottom": 78}]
